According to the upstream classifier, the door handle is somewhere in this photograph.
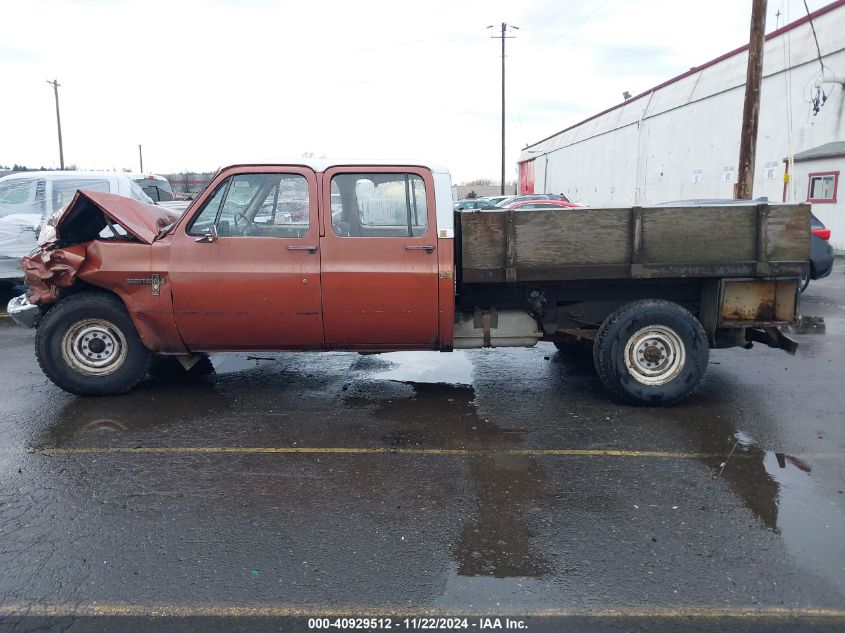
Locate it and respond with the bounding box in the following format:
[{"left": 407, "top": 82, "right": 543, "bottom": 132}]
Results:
[
  {"left": 405, "top": 245, "right": 436, "bottom": 253},
  {"left": 287, "top": 245, "right": 318, "bottom": 253}
]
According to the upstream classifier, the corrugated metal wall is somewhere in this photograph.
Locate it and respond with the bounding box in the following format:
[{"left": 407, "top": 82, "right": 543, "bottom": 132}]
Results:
[{"left": 520, "top": 3, "right": 845, "bottom": 250}]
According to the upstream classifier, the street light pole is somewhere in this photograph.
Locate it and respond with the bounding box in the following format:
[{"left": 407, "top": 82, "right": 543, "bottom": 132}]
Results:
[
  {"left": 46, "top": 79, "right": 64, "bottom": 169},
  {"left": 139, "top": 144, "right": 144, "bottom": 173},
  {"left": 489, "top": 23, "right": 518, "bottom": 195}
]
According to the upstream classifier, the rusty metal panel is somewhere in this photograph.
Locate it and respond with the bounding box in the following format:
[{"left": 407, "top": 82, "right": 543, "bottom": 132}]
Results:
[{"left": 720, "top": 279, "right": 798, "bottom": 325}]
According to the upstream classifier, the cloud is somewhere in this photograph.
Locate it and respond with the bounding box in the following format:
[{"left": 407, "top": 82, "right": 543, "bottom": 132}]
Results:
[
  {"left": 0, "top": 46, "right": 43, "bottom": 64},
  {"left": 593, "top": 44, "right": 681, "bottom": 76}
]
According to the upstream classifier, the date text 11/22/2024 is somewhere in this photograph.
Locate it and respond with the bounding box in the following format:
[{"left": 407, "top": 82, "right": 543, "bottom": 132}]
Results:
[{"left": 307, "top": 617, "right": 527, "bottom": 630}]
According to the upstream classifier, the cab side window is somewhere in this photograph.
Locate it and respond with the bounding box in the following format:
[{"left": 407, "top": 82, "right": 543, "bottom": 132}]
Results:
[
  {"left": 188, "top": 174, "right": 310, "bottom": 238},
  {"left": 331, "top": 173, "right": 428, "bottom": 238}
]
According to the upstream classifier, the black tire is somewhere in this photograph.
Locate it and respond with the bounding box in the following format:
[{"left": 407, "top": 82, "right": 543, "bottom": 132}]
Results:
[
  {"left": 593, "top": 299, "right": 709, "bottom": 406},
  {"left": 799, "top": 275, "right": 811, "bottom": 293},
  {"left": 35, "top": 291, "right": 151, "bottom": 396}
]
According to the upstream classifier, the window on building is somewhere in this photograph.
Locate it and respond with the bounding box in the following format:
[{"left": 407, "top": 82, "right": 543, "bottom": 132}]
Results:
[{"left": 807, "top": 171, "right": 839, "bottom": 203}]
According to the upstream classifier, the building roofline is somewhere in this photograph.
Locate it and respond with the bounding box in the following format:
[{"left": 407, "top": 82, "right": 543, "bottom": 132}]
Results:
[{"left": 522, "top": 0, "right": 845, "bottom": 155}]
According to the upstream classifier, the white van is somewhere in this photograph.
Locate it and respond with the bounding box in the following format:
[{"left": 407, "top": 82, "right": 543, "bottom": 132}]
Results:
[{"left": 0, "top": 171, "right": 153, "bottom": 279}]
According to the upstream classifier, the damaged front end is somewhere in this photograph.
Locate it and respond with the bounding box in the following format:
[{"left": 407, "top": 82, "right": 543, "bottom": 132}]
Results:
[{"left": 17, "top": 190, "right": 180, "bottom": 334}]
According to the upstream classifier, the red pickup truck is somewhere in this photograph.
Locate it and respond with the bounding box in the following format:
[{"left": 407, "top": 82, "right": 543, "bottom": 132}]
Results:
[{"left": 10, "top": 160, "right": 809, "bottom": 405}]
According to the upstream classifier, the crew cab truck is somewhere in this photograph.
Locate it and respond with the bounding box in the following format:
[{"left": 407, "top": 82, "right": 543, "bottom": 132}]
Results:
[{"left": 9, "top": 161, "right": 809, "bottom": 405}]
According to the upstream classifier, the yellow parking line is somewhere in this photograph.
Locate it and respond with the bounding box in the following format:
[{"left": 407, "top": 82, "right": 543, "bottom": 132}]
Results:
[
  {"left": 26, "top": 446, "right": 737, "bottom": 459},
  {"left": 0, "top": 602, "right": 843, "bottom": 618},
  {"left": 6, "top": 446, "right": 841, "bottom": 460}
]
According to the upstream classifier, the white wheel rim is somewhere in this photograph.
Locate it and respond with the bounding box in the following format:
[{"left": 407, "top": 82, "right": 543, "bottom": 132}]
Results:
[
  {"left": 623, "top": 325, "right": 686, "bottom": 386},
  {"left": 61, "top": 318, "right": 128, "bottom": 376}
]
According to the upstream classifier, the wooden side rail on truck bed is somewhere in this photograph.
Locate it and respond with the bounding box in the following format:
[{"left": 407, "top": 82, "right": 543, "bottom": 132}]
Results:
[{"left": 459, "top": 203, "right": 810, "bottom": 283}]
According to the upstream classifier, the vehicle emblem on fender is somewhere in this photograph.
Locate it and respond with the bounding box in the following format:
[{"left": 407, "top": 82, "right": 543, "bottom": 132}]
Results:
[{"left": 126, "top": 273, "right": 165, "bottom": 296}]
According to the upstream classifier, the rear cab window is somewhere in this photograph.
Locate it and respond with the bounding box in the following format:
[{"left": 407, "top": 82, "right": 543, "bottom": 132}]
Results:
[{"left": 330, "top": 172, "right": 428, "bottom": 237}]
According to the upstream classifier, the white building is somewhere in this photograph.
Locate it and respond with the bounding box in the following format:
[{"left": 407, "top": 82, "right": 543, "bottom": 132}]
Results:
[{"left": 519, "top": 1, "right": 845, "bottom": 251}]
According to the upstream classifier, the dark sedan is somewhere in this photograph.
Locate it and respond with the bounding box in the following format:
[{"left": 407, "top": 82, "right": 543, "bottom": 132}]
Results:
[{"left": 453, "top": 199, "right": 501, "bottom": 211}]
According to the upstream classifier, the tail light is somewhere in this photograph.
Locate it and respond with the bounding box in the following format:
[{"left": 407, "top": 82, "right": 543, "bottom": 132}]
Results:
[{"left": 812, "top": 228, "right": 831, "bottom": 240}]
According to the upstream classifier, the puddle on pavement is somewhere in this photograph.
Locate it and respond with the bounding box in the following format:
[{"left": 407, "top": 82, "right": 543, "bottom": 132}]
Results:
[
  {"left": 759, "top": 447, "right": 845, "bottom": 592},
  {"left": 699, "top": 427, "right": 845, "bottom": 591},
  {"left": 434, "top": 563, "right": 560, "bottom": 609},
  {"left": 345, "top": 381, "right": 552, "bottom": 583},
  {"left": 784, "top": 315, "right": 826, "bottom": 335},
  {"left": 207, "top": 349, "right": 476, "bottom": 385},
  {"left": 210, "top": 353, "right": 278, "bottom": 374},
  {"left": 652, "top": 397, "right": 845, "bottom": 593},
  {"left": 367, "top": 351, "right": 474, "bottom": 385}
]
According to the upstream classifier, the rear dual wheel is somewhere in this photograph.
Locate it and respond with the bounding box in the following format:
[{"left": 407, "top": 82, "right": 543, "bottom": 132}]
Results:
[{"left": 593, "top": 299, "right": 709, "bottom": 406}]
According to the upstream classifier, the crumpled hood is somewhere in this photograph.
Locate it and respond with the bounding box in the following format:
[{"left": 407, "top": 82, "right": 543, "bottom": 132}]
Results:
[{"left": 39, "top": 189, "right": 180, "bottom": 247}]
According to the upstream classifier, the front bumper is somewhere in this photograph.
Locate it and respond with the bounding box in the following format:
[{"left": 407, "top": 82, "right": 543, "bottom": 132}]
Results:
[{"left": 6, "top": 294, "right": 40, "bottom": 328}]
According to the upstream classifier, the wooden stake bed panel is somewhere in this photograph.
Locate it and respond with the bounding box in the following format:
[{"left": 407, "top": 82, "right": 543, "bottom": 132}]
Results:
[{"left": 459, "top": 204, "right": 810, "bottom": 283}]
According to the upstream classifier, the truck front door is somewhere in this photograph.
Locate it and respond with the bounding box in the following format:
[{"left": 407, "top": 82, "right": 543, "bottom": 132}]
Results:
[
  {"left": 168, "top": 166, "right": 324, "bottom": 350},
  {"left": 319, "top": 167, "right": 440, "bottom": 349}
]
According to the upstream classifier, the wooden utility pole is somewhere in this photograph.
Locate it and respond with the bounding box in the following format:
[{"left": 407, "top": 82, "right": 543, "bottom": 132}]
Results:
[
  {"left": 489, "top": 23, "right": 518, "bottom": 195},
  {"left": 46, "top": 79, "right": 64, "bottom": 169},
  {"left": 735, "top": 0, "right": 767, "bottom": 199}
]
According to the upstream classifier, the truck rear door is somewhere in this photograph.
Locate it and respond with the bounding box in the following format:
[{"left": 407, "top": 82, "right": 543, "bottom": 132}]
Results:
[{"left": 319, "top": 167, "right": 439, "bottom": 349}]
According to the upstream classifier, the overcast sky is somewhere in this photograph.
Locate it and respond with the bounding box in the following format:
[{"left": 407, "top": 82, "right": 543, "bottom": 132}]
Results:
[{"left": 0, "top": 0, "right": 829, "bottom": 183}]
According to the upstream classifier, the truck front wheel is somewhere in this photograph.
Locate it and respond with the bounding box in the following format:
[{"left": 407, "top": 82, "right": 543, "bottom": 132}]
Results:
[
  {"left": 35, "top": 292, "right": 152, "bottom": 396},
  {"left": 593, "top": 299, "right": 709, "bottom": 406}
]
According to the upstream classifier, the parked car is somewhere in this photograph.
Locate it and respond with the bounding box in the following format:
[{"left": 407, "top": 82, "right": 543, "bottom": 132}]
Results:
[
  {"left": 496, "top": 193, "right": 576, "bottom": 207},
  {"left": 806, "top": 213, "right": 834, "bottom": 291},
  {"left": 0, "top": 171, "right": 154, "bottom": 280},
  {"left": 480, "top": 195, "right": 511, "bottom": 206},
  {"left": 453, "top": 198, "right": 500, "bottom": 211},
  {"left": 127, "top": 173, "right": 175, "bottom": 202},
  {"left": 506, "top": 199, "right": 580, "bottom": 210},
  {"left": 653, "top": 198, "right": 833, "bottom": 292}
]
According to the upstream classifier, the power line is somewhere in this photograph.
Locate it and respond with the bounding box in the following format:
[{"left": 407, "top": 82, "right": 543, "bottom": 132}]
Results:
[{"left": 803, "top": 0, "right": 827, "bottom": 74}]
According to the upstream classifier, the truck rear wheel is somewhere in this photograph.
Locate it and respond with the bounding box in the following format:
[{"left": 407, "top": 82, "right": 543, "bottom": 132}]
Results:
[
  {"left": 35, "top": 292, "right": 151, "bottom": 396},
  {"left": 593, "top": 299, "right": 708, "bottom": 406}
]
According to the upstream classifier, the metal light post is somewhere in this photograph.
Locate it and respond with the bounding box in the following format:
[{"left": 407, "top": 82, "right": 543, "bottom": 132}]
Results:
[
  {"left": 489, "top": 23, "right": 518, "bottom": 195},
  {"left": 46, "top": 79, "right": 64, "bottom": 169}
]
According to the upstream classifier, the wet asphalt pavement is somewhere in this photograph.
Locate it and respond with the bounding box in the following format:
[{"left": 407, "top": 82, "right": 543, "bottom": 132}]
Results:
[{"left": 1, "top": 264, "right": 844, "bottom": 632}]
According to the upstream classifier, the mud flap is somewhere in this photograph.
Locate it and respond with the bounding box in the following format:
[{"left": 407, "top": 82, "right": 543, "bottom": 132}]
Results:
[{"left": 745, "top": 327, "right": 798, "bottom": 355}]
